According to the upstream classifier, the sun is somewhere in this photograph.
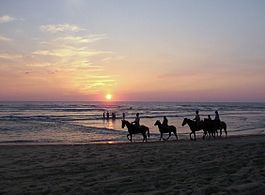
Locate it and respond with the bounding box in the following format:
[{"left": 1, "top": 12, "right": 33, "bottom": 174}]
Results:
[{"left": 105, "top": 94, "right": 112, "bottom": 101}]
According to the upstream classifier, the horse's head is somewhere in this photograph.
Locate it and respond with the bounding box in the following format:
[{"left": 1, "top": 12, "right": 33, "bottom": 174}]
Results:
[
  {"left": 182, "top": 118, "right": 187, "bottom": 126},
  {"left": 121, "top": 119, "right": 130, "bottom": 128},
  {"left": 154, "top": 120, "right": 161, "bottom": 126},
  {"left": 121, "top": 120, "right": 126, "bottom": 128}
]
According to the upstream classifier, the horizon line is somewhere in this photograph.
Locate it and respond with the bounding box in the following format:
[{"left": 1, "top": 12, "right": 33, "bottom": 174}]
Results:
[{"left": 0, "top": 100, "right": 264, "bottom": 103}]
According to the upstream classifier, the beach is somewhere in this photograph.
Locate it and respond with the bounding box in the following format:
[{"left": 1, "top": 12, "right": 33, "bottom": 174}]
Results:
[{"left": 0, "top": 135, "right": 265, "bottom": 194}]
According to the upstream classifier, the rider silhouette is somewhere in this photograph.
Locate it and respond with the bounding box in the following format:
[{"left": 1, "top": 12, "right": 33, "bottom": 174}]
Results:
[
  {"left": 193, "top": 110, "right": 200, "bottom": 129},
  {"left": 132, "top": 113, "right": 140, "bottom": 128},
  {"left": 214, "top": 110, "right": 220, "bottom": 121},
  {"left": 162, "top": 116, "right": 168, "bottom": 127},
  {"left": 214, "top": 110, "right": 220, "bottom": 126}
]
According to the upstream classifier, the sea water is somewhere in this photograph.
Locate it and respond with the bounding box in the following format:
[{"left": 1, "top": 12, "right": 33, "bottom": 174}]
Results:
[{"left": 0, "top": 102, "right": 264, "bottom": 144}]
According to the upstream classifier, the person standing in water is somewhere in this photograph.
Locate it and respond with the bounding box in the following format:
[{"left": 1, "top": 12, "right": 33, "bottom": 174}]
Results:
[
  {"left": 122, "top": 112, "right": 126, "bottom": 120},
  {"left": 106, "top": 111, "right": 110, "bottom": 120}
]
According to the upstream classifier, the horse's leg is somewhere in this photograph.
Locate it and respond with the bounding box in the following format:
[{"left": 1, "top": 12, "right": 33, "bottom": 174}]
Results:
[
  {"left": 190, "top": 132, "right": 193, "bottom": 140},
  {"left": 209, "top": 130, "right": 212, "bottom": 139},
  {"left": 166, "top": 132, "right": 171, "bottom": 140},
  {"left": 160, "top": 133, "right": 163, "bottom": 141},
  {"left": 143, "top": 132, "right": 147, "bottom": 142},
  {"left": 127, "top": 134, "right": 132, "bottom": 142},
  {"left": 174, "top": 130, "right": 178, "bottom": 140},
  {"left": 224, "top": 126, "right": 227, "bottom": 137},
  {"left": 203, "top": 131, "right": 206, "bottom": 140},
  {"left": 142, "top": 133, "right": 145, "bottom": 142}
]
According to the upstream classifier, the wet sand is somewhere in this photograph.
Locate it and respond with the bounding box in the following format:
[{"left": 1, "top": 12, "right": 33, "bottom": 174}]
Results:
[{"left": 0, "top": 135, "right": 265, "bottom": 194}]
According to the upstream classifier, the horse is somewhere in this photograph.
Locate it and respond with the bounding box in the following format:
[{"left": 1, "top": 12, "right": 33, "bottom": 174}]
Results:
[
  {"left": 182, "top": 118, "right": 227, "bottom": 140},
  {"left": 154, "top": 120, "right": 178, "bottom": 141},
  {"left": 182, "top": 118, "right": 207, "bottom": 140},
  {"left": 203, "top": 118, "right": 218, "bottom": 138},
  {"left": 121, "top": 120, "right": 150, "bottom": 142},
  {"left": 202, "top": 119, "right": 228, "bottom": 138},
  {"left": 216, "top": 121, "right": 227, "bottom": 137}
]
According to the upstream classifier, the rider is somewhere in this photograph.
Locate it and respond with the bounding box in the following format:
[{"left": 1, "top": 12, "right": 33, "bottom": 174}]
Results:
[
  {"left": 214, "top": 110, "right": 221, "bottom": 126},
  {"left": 162, "top": 116, "right": 168, "bottom": 127},
  {"left": 193, "top": 110, "right": 201, "bottom": 129},
  {"left": 132, "top": 113, "right": 140, "bottom": 128},
  {"left": 214, "top": 110, "right": 220, "bottom": 121}
]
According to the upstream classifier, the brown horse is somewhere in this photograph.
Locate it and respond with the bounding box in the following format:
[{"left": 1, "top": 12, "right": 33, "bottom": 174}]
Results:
[
  {"left": 154, "top": 120, "right": 178, "bottom": 141},
  {"left": 121, "top": 120, "right": 150, "bottom": 142}
]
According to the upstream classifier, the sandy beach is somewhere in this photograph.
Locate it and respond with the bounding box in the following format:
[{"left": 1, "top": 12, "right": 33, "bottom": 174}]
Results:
[{"left": 0, "top": 135, "right": 265, "bottom": 194}]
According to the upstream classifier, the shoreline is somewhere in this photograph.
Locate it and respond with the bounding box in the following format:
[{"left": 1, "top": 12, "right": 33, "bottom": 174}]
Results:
[
  {"left": 1, "top": 133, "right": 265, "bottom": 194},
  {"left": 0, "top": 133, "right": 264, "bottom": 146}
]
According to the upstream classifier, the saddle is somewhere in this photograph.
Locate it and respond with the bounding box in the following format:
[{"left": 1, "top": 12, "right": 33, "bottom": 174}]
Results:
[
  {"left": 162, "top": 124, "right": 170, "bottom": 132},
  {"left": 132, "top": 124, "right": 141, "bottom": 131},
  {"left": 196, "top": 120, "right": 204, "bottom": 130}
]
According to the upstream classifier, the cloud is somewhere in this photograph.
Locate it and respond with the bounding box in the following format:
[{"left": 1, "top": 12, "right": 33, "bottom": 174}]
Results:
[
  {"left": 39, "top": 34, "right": 107, "bottom": 48},
  {"left": 0, "top": 52, "right": 23, "bottom": 59},
  {"left": 40, "top": 24, "right": 84, "bottom": 33},
  {"left": 0, "top": 15, "right": 16, "bottom": 23},
  {"left": 0, "top": 34, "right": 12, "bottom": 42},
  {"left": 32, "top": 47, "right": 112, "bottom": 57},
  {"left": 25, "top": 30, "right": 117, "bottom": 93},
  {"left": 75, "top": 75, "right": 116, "bottom": 90},
  {"left": 55, "top": 34, "right": 107, "bottom": 44}
]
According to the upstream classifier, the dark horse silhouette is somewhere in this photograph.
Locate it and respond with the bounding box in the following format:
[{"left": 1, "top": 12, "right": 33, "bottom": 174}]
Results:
[
  {"left": 182, "top": 118, "right": 207, "bottom": 140},
  {"left": 215, "top": 121, "right": 227, "bottom": 137},
  {"left": 121, "top": 120, "right": 150, "bottom": 142},
  {"left": 154, "top": 120, "right": 178, "bottom": 141},
  {"left": 182, "top": 118, "right": 227, "bottom": 140},
  {"left": 202, "top": 119, "right": 227, "bottom": 138}
]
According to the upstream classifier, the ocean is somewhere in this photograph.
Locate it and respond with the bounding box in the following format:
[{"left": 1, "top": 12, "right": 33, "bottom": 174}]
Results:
[{"left": 0, "top": 102, "right": 264, "bottom": 144}]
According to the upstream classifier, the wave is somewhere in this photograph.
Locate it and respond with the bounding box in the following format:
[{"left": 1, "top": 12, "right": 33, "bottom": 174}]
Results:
[{"left": 0, "top": 102, "right": 264, "bottom": 145}]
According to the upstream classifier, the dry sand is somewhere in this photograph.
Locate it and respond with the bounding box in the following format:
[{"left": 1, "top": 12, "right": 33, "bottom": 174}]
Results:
[{"left": 0, "top": 135, "right": 265, "bottom": 194}]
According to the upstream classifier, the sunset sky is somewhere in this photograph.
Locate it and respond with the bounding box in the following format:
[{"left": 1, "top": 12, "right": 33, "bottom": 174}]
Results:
[{"left": 0, "top": 0, "right": 265, "bottom": 101}]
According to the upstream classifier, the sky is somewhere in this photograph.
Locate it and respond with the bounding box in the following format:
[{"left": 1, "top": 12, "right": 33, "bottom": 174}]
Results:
[{"left": 0, "top": 0, "right": 265, "bottom": 102}]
